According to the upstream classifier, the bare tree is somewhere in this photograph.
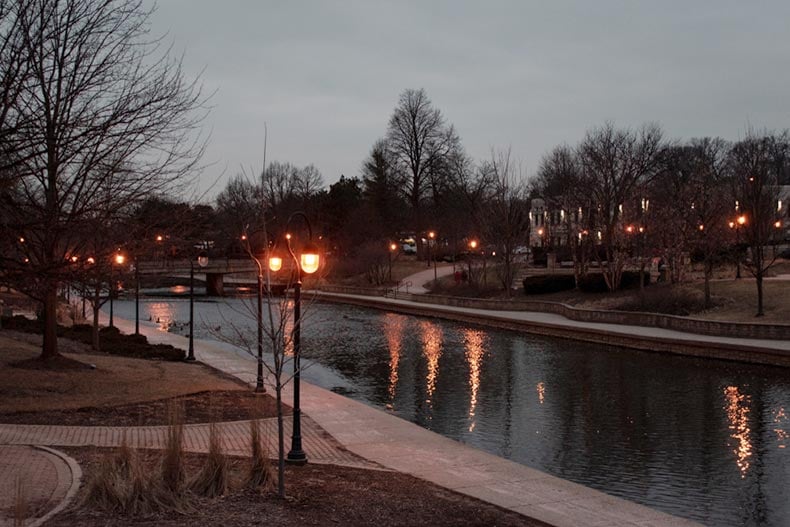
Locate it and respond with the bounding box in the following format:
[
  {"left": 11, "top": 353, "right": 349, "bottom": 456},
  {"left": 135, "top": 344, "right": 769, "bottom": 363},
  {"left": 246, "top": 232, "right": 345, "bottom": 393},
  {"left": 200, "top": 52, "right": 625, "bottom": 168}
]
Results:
[
  {"left": 0, "top": 0, "right": 207, "bottom": 360},
  {"left": 0, "top": 0, "right": 32, "bottom": 178},
  {"left": 386, "top": 88, "right": 460, "bottom": 233},
  {"left": 211, "top": 219, "right": 324, "bottom": 499},
  {"left": 576, "top": 123, "right": 664, "bottom": 291},
  {"left": 294, "top": 164, "right": 324, "bottom": 202},
  {"left": 478, "top": 148, "right": 530, "bottom": 294},
  {"left": 360, "top": 139, "right": 405, "bottom": 234},
  {"left": 649, "top": 137, "right": 730, "bottom": 307},
  {"left": 728, "top": 130, "right": 789, "bottom": 316},
  {"left": 534, "top": 144, "right": 593, "bottom": 285}
]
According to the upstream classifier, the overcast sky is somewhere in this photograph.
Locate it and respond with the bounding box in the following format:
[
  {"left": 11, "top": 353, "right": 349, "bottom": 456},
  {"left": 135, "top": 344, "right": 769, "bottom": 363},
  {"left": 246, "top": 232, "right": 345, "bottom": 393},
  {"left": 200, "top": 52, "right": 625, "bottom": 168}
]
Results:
[{"left": 147, "top": 1, "right": 790, "bottom": 200}]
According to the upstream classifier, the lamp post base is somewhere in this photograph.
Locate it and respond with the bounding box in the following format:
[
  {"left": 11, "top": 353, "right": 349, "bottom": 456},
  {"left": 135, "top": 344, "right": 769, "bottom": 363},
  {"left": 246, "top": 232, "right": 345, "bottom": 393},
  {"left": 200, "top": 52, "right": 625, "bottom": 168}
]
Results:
[
  {"left": 286, "top": 450, "right": 307, "bottom": 465},
  {"left": 184, "top": 356, "right": 196, "bottom": 362}
]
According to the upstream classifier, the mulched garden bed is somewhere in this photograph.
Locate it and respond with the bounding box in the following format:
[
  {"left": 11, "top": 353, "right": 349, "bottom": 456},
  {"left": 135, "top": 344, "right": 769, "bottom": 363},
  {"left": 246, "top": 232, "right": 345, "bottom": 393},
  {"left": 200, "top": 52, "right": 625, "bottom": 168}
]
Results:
[
  {"left": 49, "top": 447, "right": 546, "bottom": 527},
  {"left": 0, "top": 389, "right": 286, "bottom": 426}
]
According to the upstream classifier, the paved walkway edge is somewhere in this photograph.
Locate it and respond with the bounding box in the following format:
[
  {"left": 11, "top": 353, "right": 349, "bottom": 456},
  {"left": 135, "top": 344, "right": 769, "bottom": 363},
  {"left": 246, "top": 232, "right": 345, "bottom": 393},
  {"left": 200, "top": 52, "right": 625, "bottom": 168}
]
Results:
[{"left": 28, "top": 446, "right": 82, "bottom": 527}]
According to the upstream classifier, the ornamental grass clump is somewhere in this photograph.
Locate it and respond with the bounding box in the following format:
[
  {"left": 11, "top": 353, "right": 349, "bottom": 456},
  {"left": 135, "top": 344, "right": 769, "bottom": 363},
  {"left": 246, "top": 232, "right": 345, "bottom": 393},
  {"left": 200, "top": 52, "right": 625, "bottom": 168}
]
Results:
[
  {"left": 188, "top": 422, "right": 231, "bottom": 497},
  {"left": 161, "top": 401, "right": 186, "bottom": 494},
  {"left": 14, "top": 475, "right": 27, "bottom": 527},
  {"left": 81, "top": 439, "right": 153, "bottom": 515},
  {"left": 247, "top": 419, "right": 275, "bottom": 492}
]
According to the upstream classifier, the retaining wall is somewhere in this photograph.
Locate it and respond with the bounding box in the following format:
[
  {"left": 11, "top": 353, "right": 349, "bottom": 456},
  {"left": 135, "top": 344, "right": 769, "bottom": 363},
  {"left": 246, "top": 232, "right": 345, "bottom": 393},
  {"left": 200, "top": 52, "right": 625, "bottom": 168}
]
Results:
[{"left": 317, "top": 284, "right": 790, "bottom": 340}]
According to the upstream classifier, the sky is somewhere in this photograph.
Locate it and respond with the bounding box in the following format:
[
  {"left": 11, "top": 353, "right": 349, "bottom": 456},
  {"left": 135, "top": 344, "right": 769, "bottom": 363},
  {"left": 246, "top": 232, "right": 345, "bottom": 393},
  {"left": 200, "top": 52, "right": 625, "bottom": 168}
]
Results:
[{"left": 146, "top": 1, "right": 790, "bottom": 200}]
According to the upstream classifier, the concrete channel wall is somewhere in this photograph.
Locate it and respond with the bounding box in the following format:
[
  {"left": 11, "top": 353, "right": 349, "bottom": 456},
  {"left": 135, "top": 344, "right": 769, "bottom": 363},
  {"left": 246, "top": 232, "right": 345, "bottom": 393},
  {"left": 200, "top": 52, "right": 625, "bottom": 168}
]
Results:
[
  {"left": 318, "top": 284, "right": 790, "bottom": 340},
  {"left": 316, "top": 285, "right": 790, "bottom": 367}
]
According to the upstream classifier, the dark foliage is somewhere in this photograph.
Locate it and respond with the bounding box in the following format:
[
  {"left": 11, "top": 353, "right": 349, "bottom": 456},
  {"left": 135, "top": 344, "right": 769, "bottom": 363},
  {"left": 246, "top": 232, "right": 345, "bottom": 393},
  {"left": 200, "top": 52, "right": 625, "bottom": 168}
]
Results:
[
  {"left": 1, "top": 317, "right": 184, "bottom": 360},
  {"left": 578, "top": 271, "right": 651, "bottom": 293},
  {"left": 613, "top": 286, "right": 713, "bottom": 316},
  {"left": 523, "top": 274, "right": 576, "bottom": 295}
]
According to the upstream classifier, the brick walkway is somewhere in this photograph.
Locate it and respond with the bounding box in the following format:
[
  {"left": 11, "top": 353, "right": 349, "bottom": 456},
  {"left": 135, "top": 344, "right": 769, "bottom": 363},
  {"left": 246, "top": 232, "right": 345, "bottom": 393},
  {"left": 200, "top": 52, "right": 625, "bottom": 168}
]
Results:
[
  {"left": 0, "top": 445, "right": 81, "bottom": 527},
  {"left": 0, "top": 415, "right": 371, "bottom": 469},
  {"left": 0, "top": 414, "right": 375, "bottom": 526}
]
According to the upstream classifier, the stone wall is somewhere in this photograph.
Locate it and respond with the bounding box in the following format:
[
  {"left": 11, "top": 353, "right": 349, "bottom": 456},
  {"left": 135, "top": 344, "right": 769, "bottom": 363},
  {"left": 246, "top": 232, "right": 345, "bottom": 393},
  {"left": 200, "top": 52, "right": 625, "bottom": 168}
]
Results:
[{"left": 316, "top": 285, "right": 790, "bottom": 340}]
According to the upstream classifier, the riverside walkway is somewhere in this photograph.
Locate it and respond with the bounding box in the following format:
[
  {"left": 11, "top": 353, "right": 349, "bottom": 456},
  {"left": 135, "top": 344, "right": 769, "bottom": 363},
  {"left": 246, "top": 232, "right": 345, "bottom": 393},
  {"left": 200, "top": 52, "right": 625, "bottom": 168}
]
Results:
[{"left": 12, "top": 265, "right": 782, "bottom": 525}]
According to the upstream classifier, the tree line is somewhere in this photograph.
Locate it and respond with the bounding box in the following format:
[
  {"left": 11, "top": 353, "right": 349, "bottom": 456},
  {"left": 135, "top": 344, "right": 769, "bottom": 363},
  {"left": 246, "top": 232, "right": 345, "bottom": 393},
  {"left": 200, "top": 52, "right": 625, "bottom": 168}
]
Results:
[{"left": 2, "top": 0, "right": 788, "bottom": 367}]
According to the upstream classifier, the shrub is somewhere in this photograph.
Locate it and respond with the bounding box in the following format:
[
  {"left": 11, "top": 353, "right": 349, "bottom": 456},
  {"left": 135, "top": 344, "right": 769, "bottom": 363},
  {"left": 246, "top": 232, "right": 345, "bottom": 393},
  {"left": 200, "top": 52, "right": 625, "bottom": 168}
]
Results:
[
  {"left": 67, "top": 324, "right": 185, "bottom": 360},
  {"left": 523, "top": 274, "right": 576, "bottom": 295},
  {"left": 620, "top": 270, "right": 651, "bottom": 289},
  {"left": 614, "top": 286, "right": 711, "bottom": 316},
  {"left": 577, "top": 271, "right": 650, "bottom": 293},
  {"left": 577, "top": 273, "right": 608, "bottom": 293}
]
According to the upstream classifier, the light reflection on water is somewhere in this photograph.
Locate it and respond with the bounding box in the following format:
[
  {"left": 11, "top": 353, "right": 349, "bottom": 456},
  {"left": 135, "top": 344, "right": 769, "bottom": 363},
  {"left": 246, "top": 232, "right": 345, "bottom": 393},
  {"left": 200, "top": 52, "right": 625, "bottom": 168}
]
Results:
[
  {"left": 110, "top": 297, "right": 790, "bottom": 527},
  {"left": 724, "top": 385, "right": 752, "bottom": 478},
  {"left": 420, "top": 321, "right": 442, "bottom": 412},
  {"left": 463, "top": 328, "right": 485, "bottom": 432}
]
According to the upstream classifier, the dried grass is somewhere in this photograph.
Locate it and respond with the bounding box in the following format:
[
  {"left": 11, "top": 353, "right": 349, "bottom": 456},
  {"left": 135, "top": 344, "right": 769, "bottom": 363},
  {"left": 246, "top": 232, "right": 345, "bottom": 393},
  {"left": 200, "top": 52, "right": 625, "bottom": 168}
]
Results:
[
  {"left": 188, "top": 422, "right": 231, "bottom": 497},
  {"left": 161, "top": 401, "right": 185, "bottom": 493},
  {"left": 14, "top": 475, "right": 27, "bottom": 527},
  {"left": 247, "top": 419, "right": 275, "bottom": 491},
  {"left": 81, "top": 438, "right": 154, "bottom": 514}
]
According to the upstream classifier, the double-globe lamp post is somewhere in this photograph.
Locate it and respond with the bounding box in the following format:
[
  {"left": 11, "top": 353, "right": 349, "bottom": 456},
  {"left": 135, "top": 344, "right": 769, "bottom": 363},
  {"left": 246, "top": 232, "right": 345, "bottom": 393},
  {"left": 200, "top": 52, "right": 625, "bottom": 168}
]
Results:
[
  {"left": 268, "top": 212, "right": 320, "bottom": 464},
  {"left": 186, "top": 251, "right": 209, "bottom": 362}
]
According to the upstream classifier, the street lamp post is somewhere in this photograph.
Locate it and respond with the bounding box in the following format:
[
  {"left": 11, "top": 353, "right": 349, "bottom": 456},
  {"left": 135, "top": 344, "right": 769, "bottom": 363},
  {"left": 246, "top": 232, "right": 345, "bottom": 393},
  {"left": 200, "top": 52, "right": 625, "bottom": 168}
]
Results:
[
  {"left": 428, "top": 231, "right": 437, "bottom": 283},
  {"left": 256, "top": 260, "right": 265, "bottom": 392},
  {"left": 109, "top": 252, "right": 125, "bottom": 328},
  {"left": 730, "top": 215, "right": 747, "bottom": 279},
  {"left": 186, "top": 251, "right": 209, "bottom": 362},
  {"left": 388, "top": 242, "right": 397, "bottom": 283},
  {"left": 134, "top": 258, "right": 140, "bottom": 335},
  {"left": 268, "top": 212, "right": 320, "bottom": 465}
]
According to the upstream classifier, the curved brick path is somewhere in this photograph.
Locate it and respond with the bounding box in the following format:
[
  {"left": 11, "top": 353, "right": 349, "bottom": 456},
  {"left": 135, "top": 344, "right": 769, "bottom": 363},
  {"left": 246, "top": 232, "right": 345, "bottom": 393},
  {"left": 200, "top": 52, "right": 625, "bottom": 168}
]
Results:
[
  {"left": 0, "top": 415, "right": 371, "bottom": 469},
  {"left": 0, "top": 414, "right": 374, "bottom": 526}
]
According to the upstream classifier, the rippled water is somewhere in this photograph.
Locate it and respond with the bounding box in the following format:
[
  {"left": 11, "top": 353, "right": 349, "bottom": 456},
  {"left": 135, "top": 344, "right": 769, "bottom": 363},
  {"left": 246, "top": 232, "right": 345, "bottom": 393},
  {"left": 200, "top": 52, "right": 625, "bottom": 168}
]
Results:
[{"left": 111, "top": 295, "right": 790, "bottom": 526}]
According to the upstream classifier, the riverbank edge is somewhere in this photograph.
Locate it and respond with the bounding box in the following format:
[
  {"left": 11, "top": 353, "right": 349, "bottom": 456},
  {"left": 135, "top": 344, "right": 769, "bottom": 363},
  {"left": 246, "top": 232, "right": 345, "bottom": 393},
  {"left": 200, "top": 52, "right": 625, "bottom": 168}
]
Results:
[
  {"left": 316, "top": 284, "right": 790, "bottom": 340},
  {"left": 314, "top": 290, "right": 790, "bottom": 368}
]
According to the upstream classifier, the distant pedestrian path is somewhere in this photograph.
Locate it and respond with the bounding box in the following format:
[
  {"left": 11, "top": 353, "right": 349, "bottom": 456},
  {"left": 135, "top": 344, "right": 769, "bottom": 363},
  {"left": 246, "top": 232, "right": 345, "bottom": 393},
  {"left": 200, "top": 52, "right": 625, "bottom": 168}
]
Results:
[{"left": 400, "top": 264, "right": 455, "bottom": 294}]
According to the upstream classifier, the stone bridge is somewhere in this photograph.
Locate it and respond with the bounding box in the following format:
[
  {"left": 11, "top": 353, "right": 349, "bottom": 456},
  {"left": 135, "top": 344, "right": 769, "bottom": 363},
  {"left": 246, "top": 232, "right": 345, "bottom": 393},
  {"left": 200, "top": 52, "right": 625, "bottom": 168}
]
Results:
[{"left": 137, "top": 259, "right": 291, "bottom": 296}]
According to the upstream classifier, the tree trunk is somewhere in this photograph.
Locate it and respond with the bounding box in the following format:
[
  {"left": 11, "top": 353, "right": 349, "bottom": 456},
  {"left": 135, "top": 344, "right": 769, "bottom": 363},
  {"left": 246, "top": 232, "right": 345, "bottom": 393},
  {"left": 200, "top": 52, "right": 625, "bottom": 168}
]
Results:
[
  {"left": 703, "top": 259, "right": 712, "bottom": 309},
  {"left": 638, "top": 260, "right": 646, "bottom": 309},
  {"left": 756, "top": 273, "right": 764, "bottom": 317},
  {"left": 92, "top": 305, "right": 101, "bottom": 351},
  {"left": 276, "top": 383, "right": 286, "bottom": 498},
  {"left": 41, "top": 282, "right": 59, "bottom": 360}
]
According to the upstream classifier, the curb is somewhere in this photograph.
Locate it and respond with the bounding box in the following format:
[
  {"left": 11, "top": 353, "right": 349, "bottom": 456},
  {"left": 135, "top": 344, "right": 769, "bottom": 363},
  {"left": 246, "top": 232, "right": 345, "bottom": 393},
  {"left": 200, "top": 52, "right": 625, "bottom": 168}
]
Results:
[{"left": 28, "top": 446, "right": 82, "bottom": 527}]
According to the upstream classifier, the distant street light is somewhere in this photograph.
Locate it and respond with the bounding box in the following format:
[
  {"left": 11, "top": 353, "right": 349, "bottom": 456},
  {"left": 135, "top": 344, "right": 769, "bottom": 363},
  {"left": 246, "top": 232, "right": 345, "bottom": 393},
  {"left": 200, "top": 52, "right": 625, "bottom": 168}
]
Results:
[
  {"left": 730, "top": 215, "right": 748, "bottom": 279},
  {"left": 186, "top": 251, "right": 209, "bottom": 361},
  {"left": 268, "top": 212, "right": 320, "bottom": 464},
  {"left": 388, "top": 242, "right": 398, "bottom": 282},
  {"left": 428, "top": 230, "right": 437, "bottom": 283}
]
